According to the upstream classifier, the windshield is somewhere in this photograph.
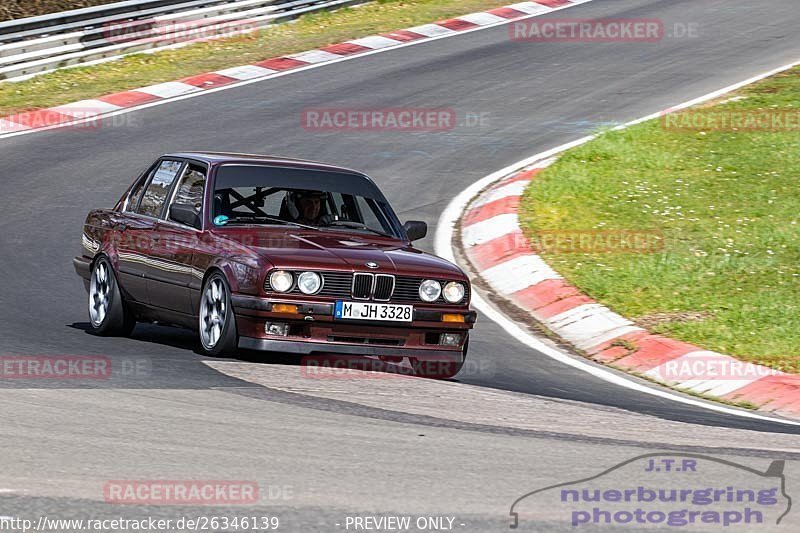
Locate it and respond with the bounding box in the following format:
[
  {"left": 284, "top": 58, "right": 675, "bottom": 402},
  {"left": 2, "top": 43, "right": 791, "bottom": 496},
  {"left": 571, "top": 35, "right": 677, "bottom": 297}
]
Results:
[{"left": 213, "top": 164, "right": 403, "bottom": 238}]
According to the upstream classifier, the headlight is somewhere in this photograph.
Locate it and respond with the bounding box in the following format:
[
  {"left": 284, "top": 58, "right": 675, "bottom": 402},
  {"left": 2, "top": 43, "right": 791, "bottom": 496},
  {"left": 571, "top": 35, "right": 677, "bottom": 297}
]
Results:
[
  {"left": 269, "top": 270, "right": 293, "bottom": 293},
  {"left": 297, "top": 271, "right": 322, "bottom": 295},
  {"left": 443, "top": 281, "right": 466, "bottom": 303},
  {"left": 419, "top": 279, "right": 441, "bottom": 302}
]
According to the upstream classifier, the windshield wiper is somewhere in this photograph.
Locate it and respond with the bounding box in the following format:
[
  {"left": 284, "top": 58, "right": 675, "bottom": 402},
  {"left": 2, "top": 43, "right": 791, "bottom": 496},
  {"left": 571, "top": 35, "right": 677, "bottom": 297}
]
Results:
[
  {"left": 225, "top": 216, "right": 319, "bottom": 231},
  {"left": 324, "top": 220, "right": 396, "bottom": 238}
]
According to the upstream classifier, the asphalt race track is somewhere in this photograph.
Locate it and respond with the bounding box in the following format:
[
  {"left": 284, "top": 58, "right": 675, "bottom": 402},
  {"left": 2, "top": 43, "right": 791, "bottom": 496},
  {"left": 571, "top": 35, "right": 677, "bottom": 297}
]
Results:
[{"left": 2, "top": 0, "right": 800, "bottom": 530}]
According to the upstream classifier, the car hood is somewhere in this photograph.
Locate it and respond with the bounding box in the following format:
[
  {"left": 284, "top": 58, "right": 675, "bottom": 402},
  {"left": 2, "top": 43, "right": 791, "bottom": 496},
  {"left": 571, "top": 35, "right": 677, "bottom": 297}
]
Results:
[{"left": 211, "top": 228, "right": 466, "bottom": 279}]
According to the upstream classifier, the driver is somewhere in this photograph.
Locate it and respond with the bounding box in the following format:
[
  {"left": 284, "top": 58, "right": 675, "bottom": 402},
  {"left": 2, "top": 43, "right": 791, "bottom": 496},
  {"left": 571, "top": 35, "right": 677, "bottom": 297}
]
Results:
[{"left": 292, "top": 190, "right": 330, "bottom": 225}]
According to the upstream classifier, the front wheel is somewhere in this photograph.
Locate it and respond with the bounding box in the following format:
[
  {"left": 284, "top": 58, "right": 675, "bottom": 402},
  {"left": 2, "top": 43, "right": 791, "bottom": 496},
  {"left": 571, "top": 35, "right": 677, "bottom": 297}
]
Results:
[
  {"left": 199, "top": 272, "right": 238, "bottom": 357},
  {"left": 88, "top": 256, "right": 135, "bottom": 336}
]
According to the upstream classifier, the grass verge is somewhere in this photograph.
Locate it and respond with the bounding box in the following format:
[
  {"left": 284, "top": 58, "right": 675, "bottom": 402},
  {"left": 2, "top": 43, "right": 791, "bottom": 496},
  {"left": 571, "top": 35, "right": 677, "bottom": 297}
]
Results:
[
  {"left": 1, "top": 0, "right": 512, "bottom": 116},
  {"left": 0, "top": 1, "right": 119, "bottom": 23},
  {"left": 519, "top": 66, "right": 800, "bottom": 368}
]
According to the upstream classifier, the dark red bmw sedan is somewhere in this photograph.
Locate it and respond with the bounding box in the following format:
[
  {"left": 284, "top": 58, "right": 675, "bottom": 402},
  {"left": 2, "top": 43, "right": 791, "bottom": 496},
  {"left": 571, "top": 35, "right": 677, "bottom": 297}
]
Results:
[{"left": 74, "top": 153, "right": 475, "bottom": 378}]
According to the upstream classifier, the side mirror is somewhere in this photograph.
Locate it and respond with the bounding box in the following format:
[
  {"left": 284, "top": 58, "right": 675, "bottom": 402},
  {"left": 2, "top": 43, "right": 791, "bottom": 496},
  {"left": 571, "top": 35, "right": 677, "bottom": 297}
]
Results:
[
  {"left": 170, "top": 203, "right": 201, "bottom": 229},
  {"left": 403, "top": 220, "right": 427, "bottom": 242}
]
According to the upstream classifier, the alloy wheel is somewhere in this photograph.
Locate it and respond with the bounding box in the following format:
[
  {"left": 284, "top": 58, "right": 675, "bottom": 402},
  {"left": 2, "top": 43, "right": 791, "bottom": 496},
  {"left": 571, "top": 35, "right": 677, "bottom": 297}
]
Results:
[
  {"left": 89, "top": 260, "right": 111, "bottom": 327},
  {"left": 200, "top": 277, "right": 227, "bottom": 349}
]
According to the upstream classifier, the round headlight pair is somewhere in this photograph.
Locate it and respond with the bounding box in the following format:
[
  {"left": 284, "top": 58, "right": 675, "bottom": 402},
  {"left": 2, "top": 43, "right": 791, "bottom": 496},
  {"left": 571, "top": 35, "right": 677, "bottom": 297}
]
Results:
[
  {"left": 269, "top": 271, "right": 322, "bottom": 295},
  {"left": 443, "top": 281, "right": 466, "bottom": 303},
  {"left": 297, "top": 272, "right": 322, "bottom": 295},
  {"left": 419, "top": 280, "right": 466, "bottom": 303}
]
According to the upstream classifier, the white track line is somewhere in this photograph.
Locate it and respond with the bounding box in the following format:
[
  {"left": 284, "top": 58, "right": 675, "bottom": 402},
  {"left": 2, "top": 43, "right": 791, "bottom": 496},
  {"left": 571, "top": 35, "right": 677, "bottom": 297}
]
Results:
[
  {"left": 0, "top": 0, "right": 591, "bottom": 140},
  {"left": 436, "top": 59, "right": 800, "bottom": 427}
]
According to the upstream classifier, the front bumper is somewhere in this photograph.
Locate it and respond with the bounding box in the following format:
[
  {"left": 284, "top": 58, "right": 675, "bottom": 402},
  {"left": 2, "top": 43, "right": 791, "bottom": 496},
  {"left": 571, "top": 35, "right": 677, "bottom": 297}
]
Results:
[
  {"left": 232, "top": 294, "right": 474, "bottom": 362},
  {"left": 231, "top": 295, "right": 477, "bottom": 323},
  {"left": 73, "top": 256, "right": 92, "bottom": 279},
  {"left": 238, "top": 337, "right": 464, "bottom": 361}
]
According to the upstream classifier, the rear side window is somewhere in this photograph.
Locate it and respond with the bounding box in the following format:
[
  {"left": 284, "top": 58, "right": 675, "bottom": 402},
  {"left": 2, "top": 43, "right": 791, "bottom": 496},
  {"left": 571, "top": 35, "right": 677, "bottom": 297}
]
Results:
[
  {"left": 137, "top": 160, "right": 183, "bottom": 218},
  {"left": 126, "top": 173, "right": 149, "bottom": 212},
  {"left": 172, "top": 164, "right": 207, "bottom": 213}
]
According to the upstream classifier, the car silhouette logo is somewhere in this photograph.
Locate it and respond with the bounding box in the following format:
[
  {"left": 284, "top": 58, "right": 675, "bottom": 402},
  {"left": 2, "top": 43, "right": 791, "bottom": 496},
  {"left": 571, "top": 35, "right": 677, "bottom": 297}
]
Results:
[{"left": 365, "top": 262, "right": 379, "bottom": 269}]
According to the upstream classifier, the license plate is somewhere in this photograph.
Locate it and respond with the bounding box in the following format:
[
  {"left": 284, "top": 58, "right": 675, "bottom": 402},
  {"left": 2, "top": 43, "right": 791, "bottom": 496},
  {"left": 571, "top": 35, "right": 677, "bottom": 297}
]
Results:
[{"left": 334, "top": 301, "right": 413, "bottom": 322}]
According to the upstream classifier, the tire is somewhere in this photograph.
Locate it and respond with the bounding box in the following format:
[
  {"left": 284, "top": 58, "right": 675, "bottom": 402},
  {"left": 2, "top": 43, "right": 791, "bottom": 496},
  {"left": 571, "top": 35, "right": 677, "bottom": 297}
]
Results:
[
  {"left": 198, "top": 272, "right": 238, "bottom": 357},
  {"left": 412, "top": 338, "right": 468, "bottom": 380},
  {"left": 88, "top": 256, "right": 136, "bottom": 336}
]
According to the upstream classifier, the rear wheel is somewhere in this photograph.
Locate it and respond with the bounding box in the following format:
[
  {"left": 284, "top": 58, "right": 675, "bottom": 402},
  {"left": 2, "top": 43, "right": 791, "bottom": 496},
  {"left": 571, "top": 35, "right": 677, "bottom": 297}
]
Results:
[
  {"left": 88, "top": 256, "right": 135, "bottom": 336},
  {"left": 199, "top": 272, "right": 238, "bottom": 357}
]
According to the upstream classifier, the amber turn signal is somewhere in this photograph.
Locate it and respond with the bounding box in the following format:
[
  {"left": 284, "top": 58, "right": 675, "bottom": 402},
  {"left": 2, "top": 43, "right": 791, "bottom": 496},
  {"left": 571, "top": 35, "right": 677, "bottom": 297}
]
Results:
[
  {"left": 272, "top": 303, "right": 299, "bottom": 314},
  {"left": 441, "top": 313, "right": 465, "bottom": 323}
]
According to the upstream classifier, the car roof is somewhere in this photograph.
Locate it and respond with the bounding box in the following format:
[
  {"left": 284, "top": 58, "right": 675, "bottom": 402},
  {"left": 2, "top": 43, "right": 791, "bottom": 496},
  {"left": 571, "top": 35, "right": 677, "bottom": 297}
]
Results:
[{"left": 165, "top": 152, "right": 364, "bottom": 176}]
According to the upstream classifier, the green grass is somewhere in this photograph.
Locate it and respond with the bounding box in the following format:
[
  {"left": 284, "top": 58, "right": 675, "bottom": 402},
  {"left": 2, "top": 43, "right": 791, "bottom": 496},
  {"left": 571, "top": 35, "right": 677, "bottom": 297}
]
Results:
[
  {"left": 519, "top": 67, "right": 800, "bottom": 367},
  {"left": 1, "top": 1, "right": 120, "bottom": 23},
  {"left": 1, "top": 0, "right": 511, "bottom": 116}
]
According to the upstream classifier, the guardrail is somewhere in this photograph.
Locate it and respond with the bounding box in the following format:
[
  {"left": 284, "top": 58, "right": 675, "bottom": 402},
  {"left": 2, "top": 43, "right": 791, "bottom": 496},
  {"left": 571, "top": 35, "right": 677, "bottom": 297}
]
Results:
[{"left": 0, "top": 0, "right": 371, "bottom": 81}]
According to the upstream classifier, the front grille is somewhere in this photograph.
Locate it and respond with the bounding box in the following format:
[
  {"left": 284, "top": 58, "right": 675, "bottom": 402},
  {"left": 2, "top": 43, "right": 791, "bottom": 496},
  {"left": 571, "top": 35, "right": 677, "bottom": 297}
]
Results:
[
  {"left": 264, "top": 270, "right": 468, "bottom": 304},
  {"left": 393, "top": 276, "right": 424, "bottom": 303},
  {"left": 373, "top": 274, "right": 395, "bottom": 301},
  {"left": 352, "top": 273, "right": 373, "bottom": 299},
  {"left": 318, "top": 271, "right": 352, "bottom": 297}
]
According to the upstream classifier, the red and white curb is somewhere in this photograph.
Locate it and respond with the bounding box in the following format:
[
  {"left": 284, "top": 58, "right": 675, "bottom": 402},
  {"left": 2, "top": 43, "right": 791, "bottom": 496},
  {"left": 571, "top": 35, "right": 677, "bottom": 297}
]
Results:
[
  {"left": 458, "top": 157, "right": 800, "bottom": 420},
  {"left": 0, "top": 0, "right": 592, "bottom": 137}
]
